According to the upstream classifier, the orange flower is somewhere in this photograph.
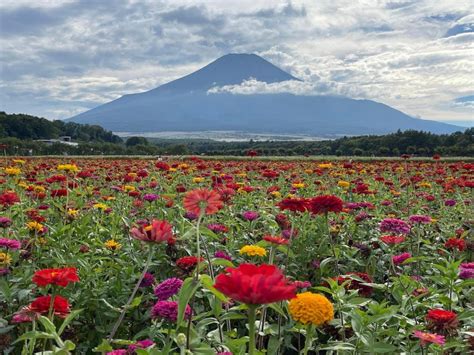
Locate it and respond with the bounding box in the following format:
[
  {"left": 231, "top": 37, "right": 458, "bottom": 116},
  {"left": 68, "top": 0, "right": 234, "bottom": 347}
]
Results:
[{"left": 183, "top": 189, "right": 223, "bottom": 216}]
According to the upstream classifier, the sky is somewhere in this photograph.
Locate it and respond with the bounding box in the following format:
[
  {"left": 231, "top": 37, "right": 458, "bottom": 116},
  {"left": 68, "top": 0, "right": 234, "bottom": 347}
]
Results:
[{"left": 0, "top": 0, "right": 473, "bottom": 126}]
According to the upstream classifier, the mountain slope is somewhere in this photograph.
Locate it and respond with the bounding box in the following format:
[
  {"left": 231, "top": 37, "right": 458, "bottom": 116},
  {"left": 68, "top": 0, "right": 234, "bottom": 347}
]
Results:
[{"left": 68, "top": 53, "right": 462, "bottom": 135}]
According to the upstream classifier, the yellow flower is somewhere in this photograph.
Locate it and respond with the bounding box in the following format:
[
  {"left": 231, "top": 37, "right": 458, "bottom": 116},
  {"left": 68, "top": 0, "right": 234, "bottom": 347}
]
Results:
[
  {"left": 338, "top": 180, "right": 350, "bottom": 189},
  {"left": 33, "top": 185, "right": 46, "bottom": 193},
  {"left": 93, "top": 203, "right": 108, "bottom": 211},
  {"left": 289, "top": 292, "right": 334, "bottom": 326},
  {"left": 178, "top": 164, "right": 189, "bottom": 170},
  {"left": 318, "top": 163, "right": 332, "bottom": 169},
  {"left": 26, "top": 221, "right": 44, "bottom": 233},
  {"left": 13, "top": 159, "right": 25, "bottom": 165},
  {"left": 193, "top": 177, "right": 204, "bottom": 183},
  {"left": 5, "top": 167, "right": 21, "bottom": 175},
  {"left": 67, "top": 209, "right": 79, "bottom": 217},
  {"left": 304, "top": 169, "right": 313, "bottom": 174},
  {"left": 270, "top": 191, "right": 281, "bottom": 198},
  {"left": 236, "top": 173, "right": 247, "bottom": 178},
  {"left": 239, "top": 245, "right": 267, "bottom": 257},
  {"left": 123, "top": 185, "right": 135, "bottom": 192},
  {"left": 418, "top": 182, "right": 432, "bottom": 188},
  {"left": 0, "top": 252, "right": 12, "bottom": 266},
  {"left": 57, "top": 164, "right": 79, "bottom": 173},
  {"left": 292, "top": 183, "right": 305, "bottom": 189},
  {"left": 105, "top": 239, "right": 122, "bottom": 251}
]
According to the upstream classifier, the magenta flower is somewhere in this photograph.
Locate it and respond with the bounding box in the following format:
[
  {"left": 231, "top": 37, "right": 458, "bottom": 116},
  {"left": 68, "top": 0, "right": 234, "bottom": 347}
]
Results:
[
  {"left": 154, "top": 278, "right": 183, "bottom": 300},
  {"left": 413, "top": 330, "right": 445, "bottom": 346},
  {"left": 215, "top": 250, "right": 232, "bottom": 261},
  {"left": 0, "top": 238, "right": 21, "bottom": 250},
  {"left": 143, "top": 193, "right": 159, "bottom": 202},
  {"left": 459, "top": 262, "right": 474, "bottom": 279},
  {"left": 139, "top": 272, "right": 155, "bottom": 288},
  {"left": 242, "top": 211, "right": 259, "bottom": 221},
  {"left": 151, "top": 300, "right": 192, "bottom": 322},
  {"left": 0, "top": 217, "right": 12, "bottom": 228},
  {"left": 392, "top": 252, "right": 412, "bottom": 265},
  {"left": 380, "top": 218, "right": 411, "bottom": 235},
  {"left": 408, "top": 215, "right": 432, "bottom": 224},
  {"left": 128, "top": 339, "right": 155, "bottom": 352}
]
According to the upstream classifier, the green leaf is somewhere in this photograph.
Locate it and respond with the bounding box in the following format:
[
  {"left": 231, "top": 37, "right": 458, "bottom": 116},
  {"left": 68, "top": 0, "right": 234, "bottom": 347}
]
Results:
[
  {"left": 58, "top": 309, "right": 82, "bottom": 336},
  {"left": 13, "top": 331, "right": 55, "bottom": 343},
  {"left": 365, "top": 342, "right": 397, "bottom": 353},
  {"left": 176, "top": 277, "right": 200, "bottom": 328},
  {"left": 200, "top": 274, "right": 229, "bottom": 302},
  {"left": 92, "top": 339, "right": 113, "bottom": 352},
  {"left": 211, "top": 259, "right": 235, "bottom": 268},
  {"left": 39, "top": 316, "right": 57, "bottom": 334}
]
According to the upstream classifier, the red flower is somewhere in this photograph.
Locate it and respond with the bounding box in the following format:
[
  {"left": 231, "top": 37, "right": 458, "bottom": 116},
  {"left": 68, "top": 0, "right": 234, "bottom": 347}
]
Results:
[
  {"left": 379, "top": 235, "right": 405, "bottom": 244},
  {"left": 50, "top": 189, "right": 68, "bottom": 198},
  {"left": 426, "top": 309, "right": 457, "bottom": 325},
  {"left": 308, "top": 195, "right": 344, "bottom": 215},
  {"left": 426, "top": 309, "right": 459, "bottom": 335},
  {"left": 214, "top": 264, "right": 296, "bottom": 305},
  {"left": 30, "top": 295, "right": 71, "bottom": 318},
  {"left": 183, "top": 189, "right": 223, "bottom": 216},
  {"left": 276, "top": 198, "right": 309, "bottom": 213},
  {"left": 176, "top": 256, "right": 204, "bottom": 272},
  {"left": 32, "top": 267, "right": 79, "bottom": 287},
  {"left": 130, "top": 220, "right": 174, "bottom": 244},
  {"left": 332, "top": 272, "right": 373, "bottom": 297},
  {"left": 444, "top": 238, "right": 466, "bottom": 251},
  {"left": 0, "top": 191, "right": 20, "bottom": 206},
  {"left": 263, "top": 235, "right": 289, "bottom": 245}
]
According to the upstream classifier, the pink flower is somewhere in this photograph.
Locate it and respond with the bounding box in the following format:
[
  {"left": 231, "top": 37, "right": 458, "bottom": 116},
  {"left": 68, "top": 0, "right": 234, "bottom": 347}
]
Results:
[
  {"left": 413, "top": 330, "right": 445, "bottom": 346},
  {"left": 392, "top": 252, "right": 412, "bottom": 265}
]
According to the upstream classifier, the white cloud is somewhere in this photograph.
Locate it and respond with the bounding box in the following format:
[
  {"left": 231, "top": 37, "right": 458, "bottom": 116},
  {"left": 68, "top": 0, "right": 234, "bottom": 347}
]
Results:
[{"left": 0, "top": 0, "right": 473, "bottom": 123}]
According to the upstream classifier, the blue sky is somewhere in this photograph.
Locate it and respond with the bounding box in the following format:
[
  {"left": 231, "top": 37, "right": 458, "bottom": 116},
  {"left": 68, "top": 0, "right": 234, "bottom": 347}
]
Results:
[{"left": 0, "top": 0, "right": 473, "bottom": 126}]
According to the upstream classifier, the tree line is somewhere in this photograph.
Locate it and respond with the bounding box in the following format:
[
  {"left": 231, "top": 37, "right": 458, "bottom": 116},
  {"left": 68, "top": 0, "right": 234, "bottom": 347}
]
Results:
[{"left": 0, "top": 112, "right": 472, "bottom": 156}]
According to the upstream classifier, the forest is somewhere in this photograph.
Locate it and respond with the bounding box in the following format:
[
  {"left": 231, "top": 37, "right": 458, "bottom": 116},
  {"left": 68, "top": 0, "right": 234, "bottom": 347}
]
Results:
[{"left": 0, "top": 112, "right": 472, "bottom": 157}]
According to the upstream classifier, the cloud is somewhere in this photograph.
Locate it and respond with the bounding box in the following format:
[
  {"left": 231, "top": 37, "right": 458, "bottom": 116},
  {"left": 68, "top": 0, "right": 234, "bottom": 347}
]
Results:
[{"left": 0, "top": 0, "right": 473, "bottom": 122}]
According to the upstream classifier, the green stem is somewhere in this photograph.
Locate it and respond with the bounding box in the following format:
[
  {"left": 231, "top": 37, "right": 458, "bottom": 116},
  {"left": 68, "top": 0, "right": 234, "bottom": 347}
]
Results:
[
  {"left": 248, "top": 305, "right": 257, "bottom": 355},
  {"left": 108, "top": 246, "right": 154, "bottom": 340},
  {"left": 194, "top": 212, "right": 203, "bottom": 281},
  {"left": 303, "top": 324, "right": 314, "bottom": 355}
]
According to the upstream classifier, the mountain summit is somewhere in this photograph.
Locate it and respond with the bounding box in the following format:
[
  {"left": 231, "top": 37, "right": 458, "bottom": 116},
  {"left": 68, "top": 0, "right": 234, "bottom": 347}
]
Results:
[
  {"left": 68, "top": 53, "right": 461, "bottom": 135},
  {"left": 147, "top": 53, "right": 299, "bottom": 94}
]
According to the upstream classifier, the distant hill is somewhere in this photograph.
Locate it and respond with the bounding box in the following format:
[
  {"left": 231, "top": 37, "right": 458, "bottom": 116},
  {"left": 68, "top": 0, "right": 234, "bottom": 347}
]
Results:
[
  {"left": 0, "top": 111, "right": 122, "bottom": 143},
  {"left": 67, "top": 53, "right": 462, "bottom": 135}
]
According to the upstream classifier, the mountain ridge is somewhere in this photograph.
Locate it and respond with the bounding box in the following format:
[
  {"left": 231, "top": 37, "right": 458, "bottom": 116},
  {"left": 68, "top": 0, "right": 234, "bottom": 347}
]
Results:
[{"left": 67, "top": 53, "right": 463, "bottom": 135}]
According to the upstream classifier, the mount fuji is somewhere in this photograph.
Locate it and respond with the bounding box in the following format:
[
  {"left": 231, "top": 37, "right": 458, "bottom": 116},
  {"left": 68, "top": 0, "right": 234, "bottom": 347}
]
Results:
[{"left": 67, "top": 53, "right": 461, "bottom": 135}]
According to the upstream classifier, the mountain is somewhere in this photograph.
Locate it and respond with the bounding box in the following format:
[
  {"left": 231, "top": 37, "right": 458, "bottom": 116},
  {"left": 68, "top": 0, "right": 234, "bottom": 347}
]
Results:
[{"left": 67, "top": 53, "right": 462, "bottom": 135}]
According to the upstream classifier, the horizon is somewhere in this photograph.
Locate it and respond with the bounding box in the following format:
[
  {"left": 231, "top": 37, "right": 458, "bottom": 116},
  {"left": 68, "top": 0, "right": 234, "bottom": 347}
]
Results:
[{"left": 0, "top": 1, "right": 473, "bottom": 127}]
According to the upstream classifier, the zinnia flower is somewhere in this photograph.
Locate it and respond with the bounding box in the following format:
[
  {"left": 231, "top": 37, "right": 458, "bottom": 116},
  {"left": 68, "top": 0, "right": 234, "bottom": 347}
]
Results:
[
  {"left": 183, "top": 189, "right": 223, "bottom": 215},
  {"left": 154, "top": 278, "right": 183, "bottom": 300},
  {"left": 392, "top": 252, "right": 412, "bottom": 265},
  {"left": 263, "top": 235, "right": 289, "bottom": 246},
  {"left": 276, "top": 198, "right": 309, "bottom": 213},
  {"left": 379, "top": 235, "right": 405, "bottom": 245},
  {"left": 176, "top": 256, "right": 204, "bottom": 272},
  {"left": 379, "top": 218, "right": 411, "bottom": 235},
  {"left": 459, "top": 262, "right": 474, "bottom": 279},
  {"left": 413, "top": 330, "right": 445, "bottom": 346},
  {"left": 242, "top": 211, "right": 259, "bottom": 221},
  {"left": 0, "top": 217, "right": 12, "bottom": 228},
  {"left": 214, "top": 264, "right": 296, "bottom": 305},
  {"left": 289, "top": 292, "right": 334, "bottom": 325},
  {"left": 30, "top": 295, "right": 71, "bottom": 318},
  {"left": 139, "top": 272, "right": 155, "bottom": 287},
  {"left": 444, "top": 238, "right": 466, "bottom": 251},
  {"left": 239, "top": 245, "right": 267, "bottom": 257},
  {"left": 151, "top": 300, "right": 192, "bottom": 322},
  {"left": 0, "top": 191, "right": 20, "bottom": 206},
  {"left": 409, "top": 215, "right": 432, "bottom": 224},
  {"left": 0, "top": 238, "right": 21, "bottom": 250},
  {"left": 32, "top": 267, "right": 80, "bottom": 287},
  {"left": 308, "top": 195, "right": 344, "bottom": 215},
  {"left": 130, "top": 219, "right": 174, "bottom": 244},
  {"left": 332, "top": 272, "right": 373, "bottom": 297}
]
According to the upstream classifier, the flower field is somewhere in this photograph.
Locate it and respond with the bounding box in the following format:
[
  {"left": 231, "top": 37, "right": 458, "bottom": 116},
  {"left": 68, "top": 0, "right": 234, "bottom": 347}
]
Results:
[{"left": 0, "top": 157, "right": 473, "bottom": 354}]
